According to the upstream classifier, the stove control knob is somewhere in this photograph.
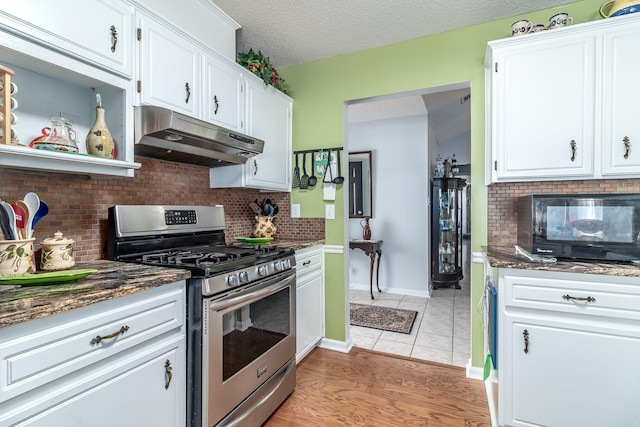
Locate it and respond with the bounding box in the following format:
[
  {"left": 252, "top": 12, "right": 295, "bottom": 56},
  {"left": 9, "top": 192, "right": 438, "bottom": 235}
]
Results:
[
  {"left": 283, "top": 259, "right": 291, "bottom": 269},
  {"left": 227, "top": 274, "right": 239, "bottom": 286},
  {"left": 258, "top": 265, "right": 269, "bottom": 276},
  {"left": 239, "top": 271, "right": 250, "bottom": 283},
  {"left": 274, "top": 261, "right": 284, "bottom": 272}
]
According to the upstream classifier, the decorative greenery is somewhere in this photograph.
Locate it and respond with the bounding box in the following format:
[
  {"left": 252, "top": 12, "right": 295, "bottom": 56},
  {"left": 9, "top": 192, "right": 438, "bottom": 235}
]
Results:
[{"left": 237, "top": 49, "right": 287, "bottom": 94}]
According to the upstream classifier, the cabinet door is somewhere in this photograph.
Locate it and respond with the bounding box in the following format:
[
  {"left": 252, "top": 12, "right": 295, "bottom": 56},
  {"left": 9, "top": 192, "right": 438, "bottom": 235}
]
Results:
[
  {"left": 204, "top": 55, "right": 244, "bottom": 132},
  {"left": 296, "top": 274, "right": 324, "bottom": 361},
  {"left": 0, "top": 0, "right": 133, "bottom": 76},
  {"left": 601, "top": 25, "right": 640, "bottom": 176},
  {"left": 500, "top": 316, "right": 640, "bottom": 427},
  {"left": 244, "top": 79, "right": 292, "bottom": 191},
  {"left": 491, "top": 33, "right": 596, "bottom": 180},
  {"left": 5, "top": 341, "right": 185, "bottom": 427},
  {"left": 138, "top": 15, "right": 199, "bottom": 117}
]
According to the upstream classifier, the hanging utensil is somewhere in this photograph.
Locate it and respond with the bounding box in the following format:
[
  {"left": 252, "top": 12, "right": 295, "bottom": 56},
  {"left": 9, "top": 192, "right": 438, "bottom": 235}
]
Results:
[
  {"left": 323, "top": 149, "right": 334, "bottom": 183},
  {"left": 308, "top": 151, "right": 318, "bottom": 187},
  {"left": 300, "top": 152, "right": 309, "bottom": 189},
  {"left": 292, "top": 153, "right": 301, "bottom": 189},
  {"left": 333, "top": 149, "right": 345, "bottom": 184}
]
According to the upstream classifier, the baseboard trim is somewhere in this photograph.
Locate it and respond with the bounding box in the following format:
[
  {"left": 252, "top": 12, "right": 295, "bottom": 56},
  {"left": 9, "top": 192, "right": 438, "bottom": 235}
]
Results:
[
  {"left": 318, "top": 337, "right": 354, "bottom": 353},
  {"left": 323, "top": 244, "right": 344, "bottom": 254},
  {"left": 466, "top": 359, "right": 484, "bottom": 380}
]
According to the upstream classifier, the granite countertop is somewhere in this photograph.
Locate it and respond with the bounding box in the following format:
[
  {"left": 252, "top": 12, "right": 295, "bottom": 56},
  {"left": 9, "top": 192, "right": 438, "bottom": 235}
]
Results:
[
  {"left": 0, "top": 239, "right": 325, "bottom": 329},
  {"left": 0, "top": 260, "right": 191, "bottom": 329},
  {"left": 484, "top": 246, "right": 640, "bottom": 278}
]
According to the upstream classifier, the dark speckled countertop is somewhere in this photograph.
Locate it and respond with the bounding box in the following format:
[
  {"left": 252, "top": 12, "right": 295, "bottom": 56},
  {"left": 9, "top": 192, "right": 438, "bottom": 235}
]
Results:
[
  {"left": 484, "top": 246, "right": 640, "bottom": 278},
  {"left": 0, "top": 239, "right": 325, "bottom": 330},
  {"left": 0, "top": 260, "right": 191, "bottom": 329}
]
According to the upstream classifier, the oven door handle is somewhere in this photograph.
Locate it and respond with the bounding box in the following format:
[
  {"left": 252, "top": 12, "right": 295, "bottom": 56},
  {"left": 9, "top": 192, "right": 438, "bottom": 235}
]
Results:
[{"left": 209, "top": 273, "right": 295, "bottom": 312}]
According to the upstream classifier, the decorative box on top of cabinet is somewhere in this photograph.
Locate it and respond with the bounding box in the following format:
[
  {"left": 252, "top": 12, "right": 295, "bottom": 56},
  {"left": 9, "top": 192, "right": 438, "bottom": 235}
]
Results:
[
  {"left": 497, "top": 269, "right": 640, "bottom": 427},
  {"left": 0, "top": 281, "right": 186, "bottom": 426},
  {"left": 485, "top": 13, "right": 640, "bottom": 184},
  {"left": 210, "top": 76, "right": 293, "bottom": 191},
  {"left": 295, "top": 245, "right": 324, "bottom": 362}
]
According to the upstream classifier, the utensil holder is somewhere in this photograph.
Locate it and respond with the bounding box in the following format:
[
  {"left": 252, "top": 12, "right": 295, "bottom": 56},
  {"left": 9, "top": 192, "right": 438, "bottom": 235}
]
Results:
[
  {"left": 0, "top": 238, "right": 36, "bottom": 274},
  {"left": 0, "top": 65, "right": 16, "bottom": 145}
]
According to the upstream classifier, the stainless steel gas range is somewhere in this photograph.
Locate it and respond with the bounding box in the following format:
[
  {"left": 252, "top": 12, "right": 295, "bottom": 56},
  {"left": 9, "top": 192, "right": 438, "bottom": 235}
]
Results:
[{"left": 107, "top": 205, "right": 296, "bottom": 427}]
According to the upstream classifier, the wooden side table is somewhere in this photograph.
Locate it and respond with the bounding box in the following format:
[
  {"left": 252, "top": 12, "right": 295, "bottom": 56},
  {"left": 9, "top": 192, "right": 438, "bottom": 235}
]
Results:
[{"left": 349, "top": 239, "right": 383, "bottom": 299}]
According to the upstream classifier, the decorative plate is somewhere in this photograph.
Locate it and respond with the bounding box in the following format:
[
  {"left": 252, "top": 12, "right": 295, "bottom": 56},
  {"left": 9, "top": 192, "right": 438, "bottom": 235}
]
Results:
[
  {"left": 0, "top": 269, "right": 98, "bottom": 286},
  {"left": 235, "top": 237, "right": 274, "bottom": 244}
]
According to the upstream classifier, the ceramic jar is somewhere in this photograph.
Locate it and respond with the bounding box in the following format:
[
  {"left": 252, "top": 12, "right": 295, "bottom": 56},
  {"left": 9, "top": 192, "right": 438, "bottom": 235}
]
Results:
[
  {"left": 40, "top": 231, "right": 75, "bottom": 271},
  {"left": 86, "top": 94, "right": 115, "bottom": 159},
  {"left": 252, "top": 216, "right": 276, "bottom": 238},
  {"left": 0, "top": 238, "right": 36, "bottom": 274}
]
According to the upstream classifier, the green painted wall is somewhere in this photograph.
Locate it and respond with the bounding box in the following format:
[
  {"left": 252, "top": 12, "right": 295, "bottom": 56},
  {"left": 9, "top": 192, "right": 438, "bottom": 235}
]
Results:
[{"left": 283, "top": 0, "right": 605, "bottom": 363}]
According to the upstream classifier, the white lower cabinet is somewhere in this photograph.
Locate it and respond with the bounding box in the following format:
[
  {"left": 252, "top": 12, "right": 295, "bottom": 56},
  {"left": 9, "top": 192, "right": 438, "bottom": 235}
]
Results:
[
  {"left": 498, "top": 270, "right": 640, "bottom": 427},
  {"left": 295, "top": 246, "right": 324, "bottom": 362},
  {"left": 0, "top": 281, "right": 186, "bottom": 426}
]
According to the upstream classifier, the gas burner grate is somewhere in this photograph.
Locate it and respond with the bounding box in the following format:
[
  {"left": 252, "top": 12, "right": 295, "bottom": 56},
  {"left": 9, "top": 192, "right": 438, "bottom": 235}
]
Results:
[{"left": 141, "top": 250, "right": 242, "bottom": 267}]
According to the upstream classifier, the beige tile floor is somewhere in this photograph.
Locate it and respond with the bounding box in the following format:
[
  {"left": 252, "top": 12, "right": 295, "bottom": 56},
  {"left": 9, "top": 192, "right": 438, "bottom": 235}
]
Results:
[{"left": 349, "top": 239, "right": 471, "bottom": 367}]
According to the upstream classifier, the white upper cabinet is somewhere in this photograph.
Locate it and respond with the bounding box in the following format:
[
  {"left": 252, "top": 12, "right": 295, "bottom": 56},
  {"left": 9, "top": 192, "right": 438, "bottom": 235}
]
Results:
[
  {"left": 601, "top": 23, "right": 640, "bottom": 176},
  {"left": 210, "top": 77, "right": 292, "bottom": 191},
  {"left": 488, "top": 33, "right": 596, "bottom": 181},
  {"left": 204, "top": 54, "right": 244, "bottom": 132},
  {"left": 137, "top": 13, "right": 200, "bottom": 117},
  {"left": 0, "top": 0, "right": 134, "bottom": 77},
  {"left": 486, "top": 13, "right": 640, "bottom": 184}
]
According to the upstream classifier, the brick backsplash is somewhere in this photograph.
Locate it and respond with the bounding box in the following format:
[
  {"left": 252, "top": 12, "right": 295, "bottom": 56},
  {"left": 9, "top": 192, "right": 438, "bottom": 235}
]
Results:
[
  {"left": 488, "top": 178, "right": 640, "bottom": 247},
  {"left": 0, "top": 157, "right": 325, "bottom": 261}
]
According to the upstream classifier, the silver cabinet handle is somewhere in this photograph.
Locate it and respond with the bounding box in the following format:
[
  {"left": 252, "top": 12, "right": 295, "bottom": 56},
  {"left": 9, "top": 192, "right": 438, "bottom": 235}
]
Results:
[
  {"left": 213, "top": 95, "right": 219, "bottom": 115},
  {"left": 253, "top": 159, "right": 258, "bottom": 175},
  {"left": 570, "top": 140, "right": 576, "bottom": 162},
  {"left": 164, "top": 359, "right": 173, "bottom": 390},
  {"left": 563, "top": 294, "right": 596, "bottom": 303},
  {"left": 523, "top": 329, "right": 529, "bottom": 354},
  {"left": 90, "top": 325, "right": 129, "bottom": 345},
  {"left": 110, "top": 25, "right": 118, "bottom": 53},
  {"left": 623, "top": 136, "right": 631, "bottom": 159},
  {"left": 185, "top": 82, "right": 191, "bottom": 104}
]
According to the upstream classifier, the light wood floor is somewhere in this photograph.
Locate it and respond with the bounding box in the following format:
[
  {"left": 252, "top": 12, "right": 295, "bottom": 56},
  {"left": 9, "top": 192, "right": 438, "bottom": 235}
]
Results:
[{"left": 264, "top": 347, "right": 491, "bottom": 426}]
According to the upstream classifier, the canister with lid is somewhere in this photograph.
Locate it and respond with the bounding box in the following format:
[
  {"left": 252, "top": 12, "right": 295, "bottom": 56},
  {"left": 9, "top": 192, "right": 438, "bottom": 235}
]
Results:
[{"left": 41, "top": 231, "right": 75, "bottom": 271}]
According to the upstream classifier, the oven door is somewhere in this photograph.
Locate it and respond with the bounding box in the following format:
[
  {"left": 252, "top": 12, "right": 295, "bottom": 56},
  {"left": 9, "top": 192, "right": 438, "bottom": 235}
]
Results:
[{"left": 202, "top": 270, "right": 296, "bottom": 427}]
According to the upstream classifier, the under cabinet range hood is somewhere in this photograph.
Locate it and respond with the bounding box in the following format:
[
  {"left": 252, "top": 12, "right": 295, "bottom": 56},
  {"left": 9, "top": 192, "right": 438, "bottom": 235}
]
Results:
[{"left": 134, "top": 106, "right": 264, "bottom": 167}]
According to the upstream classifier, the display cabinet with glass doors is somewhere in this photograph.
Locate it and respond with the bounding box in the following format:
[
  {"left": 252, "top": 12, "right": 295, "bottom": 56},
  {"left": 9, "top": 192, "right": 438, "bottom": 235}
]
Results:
[{"left": 431, "top": 177, "right": 466, "bottom": 289}]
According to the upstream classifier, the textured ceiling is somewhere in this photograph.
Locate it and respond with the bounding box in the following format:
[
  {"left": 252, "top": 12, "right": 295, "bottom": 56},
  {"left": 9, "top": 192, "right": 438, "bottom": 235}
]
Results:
[{"left": 213, "top": 0, "right": 577, "bottom": 68}]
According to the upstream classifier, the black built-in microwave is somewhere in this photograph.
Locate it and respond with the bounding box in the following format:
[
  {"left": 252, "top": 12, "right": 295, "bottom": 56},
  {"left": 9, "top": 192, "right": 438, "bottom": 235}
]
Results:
[{"left": 517, "top": 194, "right": 640, "bottom": 262}]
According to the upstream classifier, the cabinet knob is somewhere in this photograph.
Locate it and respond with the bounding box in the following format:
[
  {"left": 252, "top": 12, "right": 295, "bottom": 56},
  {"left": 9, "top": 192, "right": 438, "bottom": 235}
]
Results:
[
  {"left": 164, "top": 359, "right": 173, "bottom": 390},
  {"left": 623, "top": 136, "right": 631, "bottom": 160},
  {"left": 185, "top": 82, "right": 191, "bottom": 104},
  {"left": 523, "top": 329, "right": 529, "bottom": 354},
  {"left": 562, "top": 294, "right": 596, "bottom": 303},
  {"left": 90, "top": 325, "right": 129, "bottom": 345},
  {"left": 110, "top": 25, "right": 118, "bottom": 53},
  {"left": 570, "top": 140, "right": 577, "bottom": 162}
]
